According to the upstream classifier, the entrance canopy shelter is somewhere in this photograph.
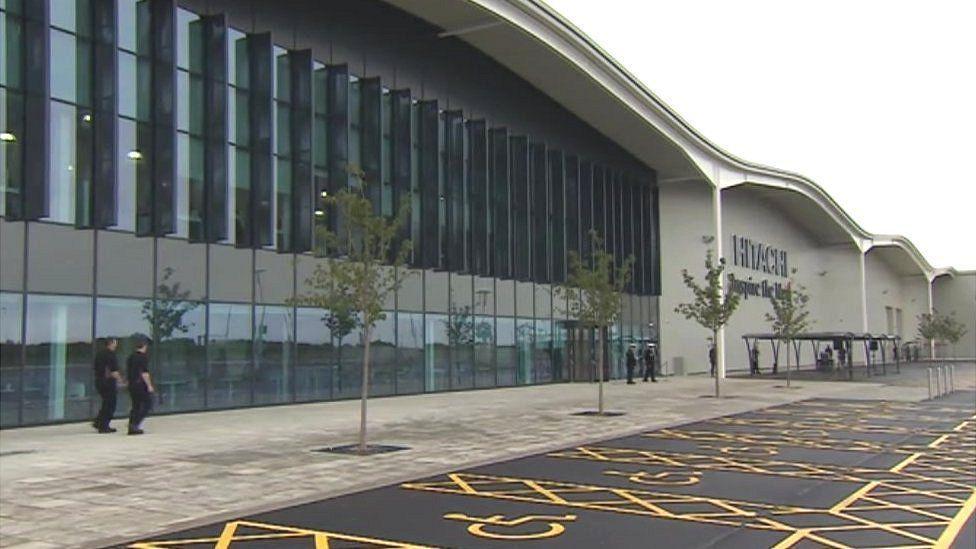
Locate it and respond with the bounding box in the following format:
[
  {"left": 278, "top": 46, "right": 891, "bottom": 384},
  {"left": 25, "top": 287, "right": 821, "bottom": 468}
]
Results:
[{"left": 741, "top": 332, "right": 901, "bottom": 380}]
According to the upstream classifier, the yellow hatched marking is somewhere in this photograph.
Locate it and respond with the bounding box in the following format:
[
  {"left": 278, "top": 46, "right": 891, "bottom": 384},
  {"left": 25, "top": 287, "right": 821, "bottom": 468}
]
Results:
[
  {"left": 933, "top": 491, "right": 976, "bottom": 549},
  {"left": 129, "top": 519, "right": 434, "bottom": 548}
]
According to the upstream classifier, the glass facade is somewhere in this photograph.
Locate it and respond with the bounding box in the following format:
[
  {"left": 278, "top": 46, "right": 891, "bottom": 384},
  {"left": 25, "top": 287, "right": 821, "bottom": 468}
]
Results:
[{"left": 0, "top": 0, "right": 661, "bottom": 427}]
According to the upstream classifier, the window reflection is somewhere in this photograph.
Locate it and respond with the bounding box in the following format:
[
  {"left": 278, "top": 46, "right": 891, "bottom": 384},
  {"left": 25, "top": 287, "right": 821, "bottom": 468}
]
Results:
[
  {"left": 369, "top": 313, "right": 396, "bottom": 397},
  {"left": 396, "top": 312, "right": 424, "bottom": 394},
  {"left": 23, "top": 294, "right": 92, "bottom": 424},
  {"left": 495, "top": 317, "right": 516, "bottom": 386},
  {"left": 47, "top": 101, "right": 77, "bottom": 224},
  {"left": 425, "top": 313, "right": 449, "bottom": 391},
  {"left": 516, "top": 318, "right": 534, "bottom": 385},
  {"left": 295, "top": 307, "right": 332, "bottom": 402},
  {"left": 254, "top": 305, "right": 294, "bottom": 405},
  {"left": 1, "top": 292, "right": 23, "bottom": 427},
  {"left": 473, "top": 315, "right": 495, "bottom": 388},
  {"left": 207, "top": 302, "right": 251, "bottom": 408},
  {"left": 95, "top": 297, "right": 151, "bottom": 417},
  {"left": 445, "top": 303, "right": 474, "bottom": 390}
]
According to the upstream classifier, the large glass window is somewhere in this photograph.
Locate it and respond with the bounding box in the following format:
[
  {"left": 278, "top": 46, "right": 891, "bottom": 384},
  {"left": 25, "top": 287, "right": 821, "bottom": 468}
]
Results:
[
  {"left": 254, "top": 304, "right": 293, "bottom": 405},
  {"left": 369, "top": 313, "right": 396, "bottom": 397},
  {"left": 395, "top": 312, "right": 424, "bottom": 394},
  {"left": 47, "top": 100, "right": 77, "bottom": 223},
  {"left": 516, "top": 317, "right": 534, "bottom": 385},
  {"left": 207, "top": 302, "right": 252, "bottom": 409},
  {"left": 534, "top": 318, "right": 553, "bottom": 383},
  {"left": 496, "top": 317, "right": 516, "bottom": 386},
  {"left": 94, "top": 297, "right": 149, "bottom": 416},
  {"left": 425, "top": 313, "right": 449, "bottom": 391},
  {"left": 446, "top": 303, "right": 474, "bottom": 391},
  {"left": 49, "top": 29, "right": 77, "bottom": 103},
  {"left": 295, "top": 306, "right": 332, "bottom": 402},
  {"left": 148, "top": 296, "right": 206, "bottom": 412},
  {"left": 23, "top": 294, "right": 92, "bottom": 424},
  {"left": 473, "top": 315, "right": 495, "bottom": 388},
  {"left": 334, "top": 314, "right": 363, "bottom": 400},
  {"left": 115, "top": 117, "right": 137, "bottom": 230},
  {"left": 0, "top": 292, "right": 23, "bottom": 427}
]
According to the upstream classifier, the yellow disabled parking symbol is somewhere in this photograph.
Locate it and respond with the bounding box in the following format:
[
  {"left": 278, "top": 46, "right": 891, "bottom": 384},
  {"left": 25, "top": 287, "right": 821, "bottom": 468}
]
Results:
[{"left": 443, "top": 513, "right": 577, "bottom": 540}]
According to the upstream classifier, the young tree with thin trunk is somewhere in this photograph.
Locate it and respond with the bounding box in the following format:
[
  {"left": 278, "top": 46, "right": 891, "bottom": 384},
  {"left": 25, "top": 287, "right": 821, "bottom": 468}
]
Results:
[
  {"left": 765, "top": 271, "right": 811, "bottom": 388},
  {"left": 294, "top": 182, "right": 410, "bottom": 454},
  {"left": 941, "top": 313, "right": 967, "bottom": 359},
  {"left": 675, "top": 250, "right": 740, "bottom": 397},
  {"left": 556, "top": 231, "right": 633, "bottom": 415},
  {"left": 919, "top": 309, "right": 968, "bottom": 359}
]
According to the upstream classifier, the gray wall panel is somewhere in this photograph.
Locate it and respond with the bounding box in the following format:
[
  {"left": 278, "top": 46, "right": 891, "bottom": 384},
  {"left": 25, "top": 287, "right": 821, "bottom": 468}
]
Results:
[
  {"left": 0, "top": 220, "right": 25, "bottom": 291},
  {"left": 209, "top": 243, "right": 252, "bottom": 302},
  {"left": 27, "top": 223, "right": 93, "bottom": 294},
  {"left": 157, "top": 238, "right": 207, "bottom": 301},
  {"left": 96, "top": 230, "right": 153, "bottom": 298}
]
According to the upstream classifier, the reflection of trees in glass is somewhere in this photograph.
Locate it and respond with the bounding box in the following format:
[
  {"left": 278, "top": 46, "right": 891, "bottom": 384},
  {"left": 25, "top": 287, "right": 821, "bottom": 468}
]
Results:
[
  {"left": 474, "top": 319, "right": 493, "bottom": 344},
  {"left": 445, "top": 302, "right": 474, "bottom": 346},
  {"left": 324, "top": 307, "right": 357, "bottom": 393},
  {"left": 142, "top": 267, "right": 199, "bottom": 341}
]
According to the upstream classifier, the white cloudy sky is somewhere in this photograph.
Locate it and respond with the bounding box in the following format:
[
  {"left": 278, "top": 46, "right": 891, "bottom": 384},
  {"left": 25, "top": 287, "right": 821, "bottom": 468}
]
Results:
[{"left": 546, "top": 0, "right": 975, "bottom": 270}]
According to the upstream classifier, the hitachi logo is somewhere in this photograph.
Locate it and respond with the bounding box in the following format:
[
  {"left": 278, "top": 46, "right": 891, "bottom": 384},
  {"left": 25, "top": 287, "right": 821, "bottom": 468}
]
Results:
[{"left": 731, "top": 234, "right": 788, "bottom": 278}]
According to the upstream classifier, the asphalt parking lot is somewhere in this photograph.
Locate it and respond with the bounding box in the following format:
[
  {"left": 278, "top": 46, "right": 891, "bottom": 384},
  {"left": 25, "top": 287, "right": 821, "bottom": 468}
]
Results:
[{"left": 123, "top": 390, "right": 976, "bottom": 548}]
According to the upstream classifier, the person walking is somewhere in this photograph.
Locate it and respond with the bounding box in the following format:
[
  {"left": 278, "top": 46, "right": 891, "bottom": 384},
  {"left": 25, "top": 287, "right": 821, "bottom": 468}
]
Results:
[
  {"left": 126, "top": 336, "right": 155, "bottom": 435},
  {"left": 643, "top": 343, "right": 657, "bottom": 382},
  {"left": 625, "top": 344, "right": 637, "bottom": 384},
  {"left": 92, "top": 337, "right": 123, "bottom": 433},
  {"left": 709, "top": 344, "right": 717, "bottom": 377}
]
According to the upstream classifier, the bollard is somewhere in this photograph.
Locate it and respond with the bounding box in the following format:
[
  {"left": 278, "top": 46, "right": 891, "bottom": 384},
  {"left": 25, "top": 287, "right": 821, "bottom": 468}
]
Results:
[{"left": 927, "top": 368, "right": 934, "bottom": 400}]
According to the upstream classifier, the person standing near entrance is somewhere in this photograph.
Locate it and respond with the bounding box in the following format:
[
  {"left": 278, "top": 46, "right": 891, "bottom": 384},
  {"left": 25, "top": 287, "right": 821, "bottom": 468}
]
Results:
[
  {"left": 127, "top": 337, "right": 155, "bottom": 435},
  {"left": 92, "top": 337, "right": 123, "bottom": 433},
  {"left": 625, "top": 344, "right": 637, "bottom": 384},
  {"left": 643, "top": 343, "right": 657, "bottom": 382},
  {"left": 709, "top": 344, "right": 717, "bottom": 377},
  {"left": 750, "top": 346, "right": 760, "bottom": 376}
]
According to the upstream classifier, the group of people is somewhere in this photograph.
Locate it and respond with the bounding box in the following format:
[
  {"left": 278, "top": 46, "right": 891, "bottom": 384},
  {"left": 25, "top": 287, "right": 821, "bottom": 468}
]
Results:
[
  {"left": 92, "top": 335, "right": 156, "bottom": 435},
  {"left": 624, "top": 343, "right": 658, "bottom": 384}
]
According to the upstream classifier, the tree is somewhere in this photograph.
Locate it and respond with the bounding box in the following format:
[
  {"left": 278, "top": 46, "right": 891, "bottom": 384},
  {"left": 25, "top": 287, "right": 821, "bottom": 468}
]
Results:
[
  {"left": 555, "top": 230, "right": 633, "bottom": 414},
  {"left": 293, "top": 182, "right": 410, "bottom": 454},
  {"left": 764, "top": 271, "right": 811, "bottom": 388},
  {"left": 142, "top": 267, "right": 198, "bottom": 342},
  {"left": 674, "top": 250, "right": 740, "bottom": 397},
  {"left": 941, "top": 313, "right": 968, "bottom": 359},
  {"left": 919, "top": 310, "right": 969, "bottom": 359}
]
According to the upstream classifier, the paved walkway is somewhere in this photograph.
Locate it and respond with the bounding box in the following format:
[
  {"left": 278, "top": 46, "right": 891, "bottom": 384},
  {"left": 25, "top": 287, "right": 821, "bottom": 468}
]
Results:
[{"left": 0, "top": 370, "right": 962, "bottom": 548}]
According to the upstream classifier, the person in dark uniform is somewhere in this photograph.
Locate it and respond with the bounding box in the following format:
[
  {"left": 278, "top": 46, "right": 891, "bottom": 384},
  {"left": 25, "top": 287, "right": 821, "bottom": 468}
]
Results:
[
  {"left": 92, "top": 337, "right": 123, "bottom": 433},
  {"left": 709, "top": 344, "right": 717, "bottom": 377},
  {"left": 643, "top": 343, "right": 657, "bottom": 382},
  {"left": 126, "top": 337, "right": 155, "bottom": 435},
  {"left": 625, "top": 344, "right": 637, "bottom": 384},
  {"left": 750, "top": 346, "right": 760, "bottom": 376}
]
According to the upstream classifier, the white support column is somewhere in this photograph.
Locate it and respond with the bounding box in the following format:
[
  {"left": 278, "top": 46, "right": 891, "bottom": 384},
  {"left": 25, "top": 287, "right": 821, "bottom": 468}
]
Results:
[
  {"left": 927, "top": 276, "right": 935, "bottom": 359},
  {"left": 858, "top": 245, "right": 869, "bottom": 333},
  {"left": 712, "top": 181, "right": 725, "bottom": 381}
]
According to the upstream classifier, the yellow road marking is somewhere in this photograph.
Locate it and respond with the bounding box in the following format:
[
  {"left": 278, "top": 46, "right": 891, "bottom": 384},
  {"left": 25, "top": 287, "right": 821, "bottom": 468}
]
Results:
[{"left": 934, "top": 490, "right": 976, "bottom": 549}]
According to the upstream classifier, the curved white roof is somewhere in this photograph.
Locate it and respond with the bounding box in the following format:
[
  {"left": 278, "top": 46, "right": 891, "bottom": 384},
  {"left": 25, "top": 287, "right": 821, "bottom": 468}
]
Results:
[{"left": 384, "top": 0, "right": 948, "bottom": 278}]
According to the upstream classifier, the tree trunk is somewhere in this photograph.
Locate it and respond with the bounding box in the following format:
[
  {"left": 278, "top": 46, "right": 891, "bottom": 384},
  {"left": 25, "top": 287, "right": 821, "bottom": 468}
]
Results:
[
  {"left": 359, "top": 327, "right": 371, "bottom": 454},
  {"left": 597, "top": 327, "right": 605, "bottom": 414},
  {"left": 713, "top": 329, "right": 720, "bottom": 398}
]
